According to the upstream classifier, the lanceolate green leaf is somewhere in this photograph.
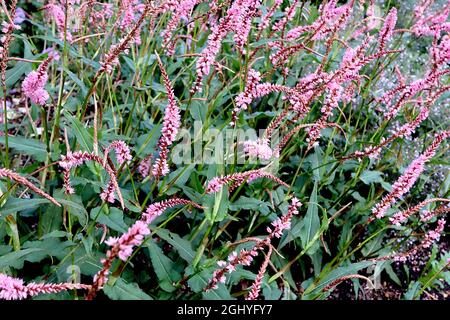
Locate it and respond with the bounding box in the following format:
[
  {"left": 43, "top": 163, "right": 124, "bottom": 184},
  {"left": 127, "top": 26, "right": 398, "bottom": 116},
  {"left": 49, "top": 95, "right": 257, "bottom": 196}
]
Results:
[
  {"left": 154, "top": 229, "right": 196, "bottom": 264},
  {"left": 103, "top": 278, "right": 153, "bottom": 300},
  {"left": 0, "top": 248, "right": 43, "bottom": 269},
  {"left": 0, "top": 136, "right": 47, "bottom": 161},
  {"left": 299, "top": 183, "right": 320, "bottom": 255},
  {"left": 146, "top": 241, "right": 181, "bottom": 293}
]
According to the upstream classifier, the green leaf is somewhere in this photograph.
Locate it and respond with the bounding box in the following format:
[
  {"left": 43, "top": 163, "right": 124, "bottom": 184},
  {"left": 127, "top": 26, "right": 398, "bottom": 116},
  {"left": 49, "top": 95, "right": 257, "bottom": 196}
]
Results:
[
  {"left": 0, "top": 248, "right": 43, "bottom": 269},
  {"left": 299, "top": 183, "right": 320, "bottom": 254},
  {"left": 64, "top": 112, "right": 93, "bottom": 152},
  {"left": 146, "top": 241, "right": 181, "bottom": 293},
  {"left": 203, "top": 189, "right": 229, "bottom": 223},
  {"left": 304, "top": 261, "right": 374, "bottom": 295},
  {"left": 154, "top": 229, "right": 196, "bottom": 264},
  {"left": 56, "top": 197, "right": 88, "bottom": 227},
  {"left": 0, "top": 136, "right": 47, "bottom": 161},
  {"left": 22, "top": 238, "right": 73, "bottom": 262},
  {"left": 404, "top": 281, "right": 421, "bottom": 300},
  {"left": 5, "top": 62, "right": 31, "bottom": 88},
  {"left": 103, "top": 278, "right": 152, "bottom": 300},
  {"left": 90, "top": 207, "right": 127, "bottom": 233},
  {"left": 229, "top": 196, "right": 270, "bottom": 215},
  {"left": 0, "top": 198, "right": 50, "bottom": 217},
  {"left": 359, "top": 170, "right": 384, "bottom": 185},
  {"left": 64, "top": 68, "right": 88, "bottom": 96}
]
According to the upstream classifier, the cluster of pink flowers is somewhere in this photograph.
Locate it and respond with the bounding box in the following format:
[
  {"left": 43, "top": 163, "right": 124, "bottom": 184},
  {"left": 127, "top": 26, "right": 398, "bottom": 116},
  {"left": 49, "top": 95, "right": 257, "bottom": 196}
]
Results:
[
  {"left": 142, "top": 198, "right": 201, "bottom": 224},
  {"left": 379, "top": 70, "right": 445, "bottom": 121},
  {"left": 97, "top": 4, "right": 154, "bottom": 77},
  {"left": 206, "top": 169, "right": 289, "bottom": 194},
  {"left": 258, "top": 0, "right": 282, "bottom": 32},
  {"left": 206, "top": 198, "right": 301, "bottom": 298},
  {"left": 233, "top": 69, "right": 262, "bottom": 124},
  {"left": 21, "top": 57, "right": 52, "bottom": 106},
  {"left": 162, "top": 0, "right": 201, "bottom": 55},
  {"left": 102, "top": 140, "right": 132, "bottom": 166},
  {"left": 412, "top": 0, "right": 450, "bottom": 37},
  {"left": 0, "top": 273, "right": 90, "bottom": 300},
  {"left": 192, "top": 0, "right": 262, "bottom": 93},
  {"left": 243, "top": 138, "right": 274, "bottom": 161},
  {"left": 104, "top": 220, "right": 150, "bottom": 261},
  {"left": 378, "top": 7, "right": 397, "bottom": 52},
  {"left": 390, "top": 198, "right": 450, "bottom": 226},
  {"left": 138, "top": 154, "right": 153, "bottom": 178},
  {"left": 152, "top": 56, "right": 181, "bottom": 177},
  {"left": 45, "top": 3, "right": 72, "bottom": 42},
  {"left": 431, "top": 34, "right": 450, "bottom": 68},
  {"left": 285, "top": 0, "right": 353, "bottom": 42},
  {"left": 349, "top": 106, "right": 430, "bottom": 160},
  {"left": 272, "top": 0, "right": 299, "bottom": 33},
  {"left": 421, "top": 205, "right": 450, "bottom": 222},
  {"left": 422, "top": 218, "right": 446, "bottom": 248},
  {"left": 118, "top": 0, "right": 142, "bottom": 31},
  {"left": 371, "top": 131, "right": 449, "bottom": 218}
]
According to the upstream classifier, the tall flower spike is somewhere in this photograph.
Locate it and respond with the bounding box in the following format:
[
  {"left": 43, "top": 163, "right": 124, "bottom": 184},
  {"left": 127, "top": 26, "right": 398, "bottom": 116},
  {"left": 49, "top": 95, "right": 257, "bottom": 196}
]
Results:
[
  {"left": 346, "top": 105, "right": 430, "bottom": 160},
  {"left": 233, "top": 69, "right": 261, "bottom": 125},
  {"left": 162, "top": 0, "right": 201, "bottom": 55},
  {"left": 390, "top": 198, "right": 450, "bottom": 225},
  {"left": 87, "top": 198, "right": 200, "bottom": 300},
  {"left": 378, "top": 7, "right": 397, "bottom": 52},
  {"left": 371, "top": 131, "right": 450, "bottom": 218},
  {"left": 246, "top": 245, "right": 272, "bottom": 300},
  {"left": 142, "top": 198, "right": 202, "bottom": 224},
  {"left": 0, "top": 273, "right": 91, "bottom": 300},
  {"left": 96, "top": 4, "right": 157, "bottom": 79},
  {"left": 21, "top": 57, "right": 52, "bottom": 106},
  {"left": 206, "top": 169, "right": 289, "bottom": 194},
  {"left": 0, "top": 168, "right": 60, "bottom": 207},
  {"left": 59, "top": 151, "right": 124, "bottom": 208},
  {"left": 45, "top": 3, "right": 72, "bottom": 42},
  {"left": 152, "top": 54, "right": 181, "bottom": 177},
  {"left": 138, "top": 154, "right": 153, "bottom": 178}
]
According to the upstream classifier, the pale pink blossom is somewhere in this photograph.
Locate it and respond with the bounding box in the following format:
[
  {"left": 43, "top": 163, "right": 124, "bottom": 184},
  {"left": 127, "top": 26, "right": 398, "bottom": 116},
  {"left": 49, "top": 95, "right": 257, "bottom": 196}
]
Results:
[
  {"left": 152, "top": 56, "right": 181, "bottom": 177},
  {"left": 422, "top": 218, "right": 446, "bottom": 248},
  {"left": 103, "top": 140, "right": 132, "bottom": 166},
  {"left": 0, "top": 273, "right": 90, "bottom": 300},
  {"left": 378, "top": 7, "right": 397, "bottom": 52},
  {"left": 22, "top": 57, "right": 52, "bottom": 106},
  {"left": 104, "top": 220, "right": 150, "bottom": 261},
  {"left": 372, "top": 131, "right": 450, "bottom": 218},
  {"left": 206, "top": 169, "right": 289, "bottom": 194},
  {"left": 243, "top": 138, "right": 273, "bottom": 160},
  {"left": 59, "top": 151, "right": 124, "bottom": 208}
]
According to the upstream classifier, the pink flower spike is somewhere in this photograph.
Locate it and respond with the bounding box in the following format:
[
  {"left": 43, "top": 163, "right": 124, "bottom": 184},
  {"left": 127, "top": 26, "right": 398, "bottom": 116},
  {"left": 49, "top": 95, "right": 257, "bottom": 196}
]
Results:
[
  {"left": 0, "top": 273, "right": 91, "bottom": 300},
  {"left": 152, "top": 55, "right": 181, "bottom": 177},
  {"left": 22, "top": 57, "right": 52, "bottom": 105},
  {"left": 103, "top": 140, "right": 132, "bottom": 166},
  {"left": 378, "top": 8, "right": 397, "bottom": 52},
  {"left": 372, "top": 131, "right": 450, "bottom": 219}
]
